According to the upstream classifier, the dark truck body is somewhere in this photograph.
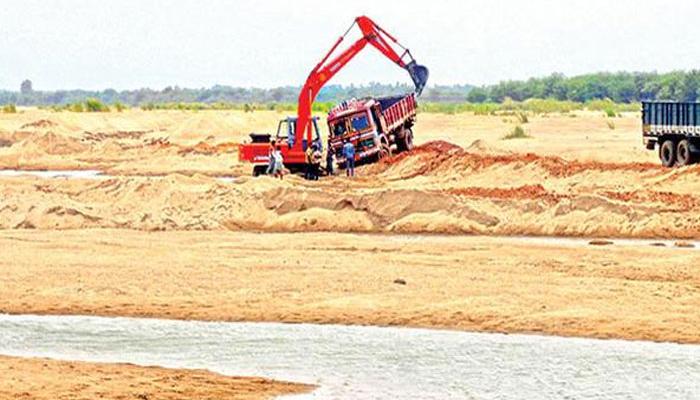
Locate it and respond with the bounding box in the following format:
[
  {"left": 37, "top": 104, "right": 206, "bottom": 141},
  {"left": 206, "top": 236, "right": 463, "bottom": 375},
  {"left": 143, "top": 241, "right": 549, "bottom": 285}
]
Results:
[
  {"left": 327, "top": 93, "right": 417, "bottom": 165},
  {"left": 643, "top": 101, "right": 700, "bottom": 167}
]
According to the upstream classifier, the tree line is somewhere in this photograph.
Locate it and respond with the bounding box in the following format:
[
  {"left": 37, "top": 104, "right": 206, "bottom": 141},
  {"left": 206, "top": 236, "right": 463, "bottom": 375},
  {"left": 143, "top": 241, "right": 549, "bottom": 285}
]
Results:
[
  {"left": 0, "top": 82, "right": 472, "bottom": 107},
  {"left": 467, "top": 71, "right": 700, "bottom": 104},
  {"left": 3, "top": 71, "right": 700, "bottom": 107}
]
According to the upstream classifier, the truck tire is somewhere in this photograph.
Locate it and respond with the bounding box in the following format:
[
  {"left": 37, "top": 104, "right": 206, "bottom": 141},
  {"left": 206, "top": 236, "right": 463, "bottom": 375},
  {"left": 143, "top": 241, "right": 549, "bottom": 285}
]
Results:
[
  {"left": 676, "top": 140, "right": 695, "bottom": 167},
  {"left": 376, "top": 135, "right": 392, "bottom": 161},
  {"left": 253, "top": 165, "right": 267, "bottom": 177},
  {"left": 396, "top": 128, "right": 414, "bottom": 152},
  {"left": 378, "top": 143, "right": 391, "bottom": 160},
  {"left": 659, "top": 140, "right": 676, "bottom": 167}
]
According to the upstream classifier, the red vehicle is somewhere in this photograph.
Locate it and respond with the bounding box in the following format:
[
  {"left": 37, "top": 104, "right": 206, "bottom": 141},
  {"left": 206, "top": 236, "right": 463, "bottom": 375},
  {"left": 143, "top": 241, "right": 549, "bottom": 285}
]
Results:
[
  {"left": 238, "top": 15, "right": 428, "bottom": 176},
  {"left": 327, "top": 93, "right": 417, "bottom": 164}
]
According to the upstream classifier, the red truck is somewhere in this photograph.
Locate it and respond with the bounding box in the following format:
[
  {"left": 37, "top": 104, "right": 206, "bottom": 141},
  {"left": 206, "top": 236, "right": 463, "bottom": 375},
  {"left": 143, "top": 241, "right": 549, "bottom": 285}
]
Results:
[{"left": 327, "top": 93, "right": 417, "bottom": 164}]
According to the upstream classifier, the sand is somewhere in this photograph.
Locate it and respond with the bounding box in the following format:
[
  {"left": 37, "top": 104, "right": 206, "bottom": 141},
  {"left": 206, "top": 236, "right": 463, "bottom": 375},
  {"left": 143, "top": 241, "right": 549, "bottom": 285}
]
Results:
[
  {"left": 0, "top": 108, "right": 652, "bottom": 175},
  {"left": 3, "top": 109, "right": 698, "bottom": 239},
  {"left": 0, "top": 138, "right": 698, "bottom": 238},
  {"left": 1, "top": 229, "right": 699, "bottom": 344},
  {"left": 0, "top": 355, "right": 312, "bottom": 400},
  {"left": 1, "top": 108, "right": 698, "bottom": 397}
]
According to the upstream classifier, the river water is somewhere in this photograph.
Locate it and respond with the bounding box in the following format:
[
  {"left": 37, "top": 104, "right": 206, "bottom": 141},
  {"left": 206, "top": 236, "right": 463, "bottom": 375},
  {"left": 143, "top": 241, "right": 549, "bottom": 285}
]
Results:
[{"left": 1, "top": 314, "right": 698, "bottom": 399}]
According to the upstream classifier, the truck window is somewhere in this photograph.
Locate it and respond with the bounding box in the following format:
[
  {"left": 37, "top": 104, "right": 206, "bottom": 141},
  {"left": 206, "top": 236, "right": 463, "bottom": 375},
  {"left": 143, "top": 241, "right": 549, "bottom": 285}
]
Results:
[
  {"left": 332, "top": 122, "right": 347, "bottom": 138},
  {"left": 351, "top": 114, "right": 371, "bottom": 132}
]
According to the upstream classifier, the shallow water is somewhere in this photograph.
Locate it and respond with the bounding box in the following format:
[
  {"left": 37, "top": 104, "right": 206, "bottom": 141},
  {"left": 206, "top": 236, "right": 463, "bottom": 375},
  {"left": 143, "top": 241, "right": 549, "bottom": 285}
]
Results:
[{"left": 1, "top": 314, "right": 699, "bottom": 399}]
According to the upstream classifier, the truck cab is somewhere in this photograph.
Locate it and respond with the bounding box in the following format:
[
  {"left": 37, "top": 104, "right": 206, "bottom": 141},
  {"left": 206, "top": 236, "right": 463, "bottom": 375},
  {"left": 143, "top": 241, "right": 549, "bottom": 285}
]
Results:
[
  {"left": 328, "top": 102, "right": 385, "bottom": 164},
  {"left": 327, "top": 95, "right": 416, "bottom": 166}
]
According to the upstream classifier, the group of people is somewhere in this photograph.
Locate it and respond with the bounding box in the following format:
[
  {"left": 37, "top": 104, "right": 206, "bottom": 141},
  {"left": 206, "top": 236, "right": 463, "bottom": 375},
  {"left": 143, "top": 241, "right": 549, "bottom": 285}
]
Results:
[{"left": 266, "top": 138, "right": 356, "bottom": 180}]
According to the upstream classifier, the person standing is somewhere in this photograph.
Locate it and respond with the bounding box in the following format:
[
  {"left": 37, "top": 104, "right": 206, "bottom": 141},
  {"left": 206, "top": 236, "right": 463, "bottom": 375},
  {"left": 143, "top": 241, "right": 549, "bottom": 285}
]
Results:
[
  {"left": 342, "top": 139, "right": 356, "bottom": 177},
  {"left": 325, "top": 147, "right": 335, "bottom": 176},
  {"left": 272, "top": 146, "right": 284, "bottom": 179},
  {"left": 265, "top": 139, "right": 276, "bottom": 175},
  {"left": 311, "top": 145, "right": 323, "bottom": 180},
  {"left": 304, "top": 144, "right": 314, "bottom": 180}
]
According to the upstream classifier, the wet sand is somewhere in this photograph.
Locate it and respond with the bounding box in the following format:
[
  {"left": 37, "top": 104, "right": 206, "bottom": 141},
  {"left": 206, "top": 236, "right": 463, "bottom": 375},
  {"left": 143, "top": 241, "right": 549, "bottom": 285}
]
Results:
[
  {"left": 1, "top": 229, "right": 698, "bottom": 344},
  {"left": 0, "top": 355, "right": 312, "bottom": 399}
]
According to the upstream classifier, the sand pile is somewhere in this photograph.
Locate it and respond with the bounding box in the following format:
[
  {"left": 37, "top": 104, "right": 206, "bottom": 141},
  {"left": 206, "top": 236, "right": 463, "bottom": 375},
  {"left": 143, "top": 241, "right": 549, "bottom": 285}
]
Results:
[
  {"left": 3, "top": 152, "right": 700, "bottom": 238},
  {"left": 2, "top": 112, "right": 700, "bottom": 238}
]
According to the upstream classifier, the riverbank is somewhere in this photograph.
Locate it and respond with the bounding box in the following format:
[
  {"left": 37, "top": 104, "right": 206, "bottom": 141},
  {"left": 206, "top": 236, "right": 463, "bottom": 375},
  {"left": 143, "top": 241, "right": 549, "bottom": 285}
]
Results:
[
  {"left": 0, "top": 355, "right": 312, "bottom": 400},
  {"left": 1, "top": 229, "right": 698, "bottom": 344}
]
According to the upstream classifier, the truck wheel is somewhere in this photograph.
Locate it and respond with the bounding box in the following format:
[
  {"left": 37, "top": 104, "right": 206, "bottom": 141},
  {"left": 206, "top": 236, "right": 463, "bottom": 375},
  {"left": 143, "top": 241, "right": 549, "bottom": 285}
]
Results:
[
  {"left": 659, "top": 140, "right": 677, "bottom": 167},
  {"left": 676, "top": 140, "right": 695, "bottom": 167},
  {"left": 378, "top": 144, "right": 391, "bottom": 160},
  {"left": 253, "top": 165, "right": 267, "bottom": 177},
  {"left": 397, "top": 128, "right": 414, "bottom": 152}
]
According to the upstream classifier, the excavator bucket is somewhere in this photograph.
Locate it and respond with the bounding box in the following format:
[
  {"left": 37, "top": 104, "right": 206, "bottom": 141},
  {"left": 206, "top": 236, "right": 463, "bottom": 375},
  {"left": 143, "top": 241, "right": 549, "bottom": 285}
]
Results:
[{"left": 406, "top": 60, "right": 429, "bottom": 96}]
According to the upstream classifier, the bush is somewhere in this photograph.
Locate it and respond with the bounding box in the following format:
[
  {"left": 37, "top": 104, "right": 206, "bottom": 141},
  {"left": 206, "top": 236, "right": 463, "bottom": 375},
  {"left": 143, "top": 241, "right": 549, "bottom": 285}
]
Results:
[
  {"left": 503, "top": 125, "right": 531, "bottom": 140},
  {"left": 516, "top": 111, "right": 529, "bottom": 124},
  {"left": 2, "top": 104, "right": 17, "bottom": 113},
  {"left": 85, "top": 98, "right": 109, "bottom": 112},
  {"left": 70, "top": 102, "right": 84, "bottom": 112},
  {"left": 113, "top": 102, "right": 126, "bottom": 112}
]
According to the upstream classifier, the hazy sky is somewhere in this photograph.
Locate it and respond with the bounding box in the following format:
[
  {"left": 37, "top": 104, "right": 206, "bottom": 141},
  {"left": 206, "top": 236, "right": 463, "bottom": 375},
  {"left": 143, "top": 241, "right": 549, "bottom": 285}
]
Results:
[{"left": 1, "top": 0, "right": 699, "bottom": 90}]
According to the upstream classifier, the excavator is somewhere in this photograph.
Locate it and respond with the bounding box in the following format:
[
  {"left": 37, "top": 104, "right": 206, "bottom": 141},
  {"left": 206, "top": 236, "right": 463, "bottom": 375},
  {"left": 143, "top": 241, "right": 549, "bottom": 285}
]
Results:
[{"left": 238, "top": 15, "right": 429, "bottom": 176}]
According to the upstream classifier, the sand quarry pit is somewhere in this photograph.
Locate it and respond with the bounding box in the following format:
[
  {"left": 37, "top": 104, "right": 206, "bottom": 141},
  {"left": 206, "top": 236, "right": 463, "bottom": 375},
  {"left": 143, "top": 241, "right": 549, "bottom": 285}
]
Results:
[{"left": 0, "top": 109, "right": 699, "bottom": 238}]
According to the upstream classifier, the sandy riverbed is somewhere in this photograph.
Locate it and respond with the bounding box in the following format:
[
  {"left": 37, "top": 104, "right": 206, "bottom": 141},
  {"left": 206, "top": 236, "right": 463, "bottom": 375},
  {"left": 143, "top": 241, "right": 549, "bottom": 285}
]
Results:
[
  {"left": 1, "top": 229, "right": 698, "bottom": 344},
  {"left": 1, "top": 108, "right": 699, "bottom": 397},
  {"left": 0, "top": 355, "right": 311, "bottom": 399}
]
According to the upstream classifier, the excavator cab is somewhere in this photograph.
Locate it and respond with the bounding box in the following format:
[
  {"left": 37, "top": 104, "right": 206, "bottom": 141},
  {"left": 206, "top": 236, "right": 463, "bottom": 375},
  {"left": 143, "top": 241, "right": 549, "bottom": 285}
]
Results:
[{"left": 276, "top": 116, "right": 322, "bottom": 151}]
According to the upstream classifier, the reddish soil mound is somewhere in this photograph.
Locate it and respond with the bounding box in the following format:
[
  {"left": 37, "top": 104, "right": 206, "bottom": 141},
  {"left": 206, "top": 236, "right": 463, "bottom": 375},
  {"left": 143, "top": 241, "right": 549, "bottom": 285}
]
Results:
[
  {"left": 603, "top": 190, "right": 700, "bottom": 212},
  {"left": 448, "top": 184, "right": 566, "bottom": 204},
  {"left": 374, "top": 140, "right": 665, "bottom": 179}
]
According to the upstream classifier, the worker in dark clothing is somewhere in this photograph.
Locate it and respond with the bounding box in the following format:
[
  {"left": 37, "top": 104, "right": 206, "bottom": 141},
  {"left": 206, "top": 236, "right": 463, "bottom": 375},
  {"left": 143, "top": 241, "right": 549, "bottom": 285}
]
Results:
[
  {"left": 326, "top": 148, "right": 335, "bottom": 176},
  {"left": 342, "top": 139, "right": 356, "bottom": 177},
  {"left": 304, "top": 144, "right": 315, "bottom": 180},
  {"left": 311, "top": 145, "right": 323, "bottom": 180}
]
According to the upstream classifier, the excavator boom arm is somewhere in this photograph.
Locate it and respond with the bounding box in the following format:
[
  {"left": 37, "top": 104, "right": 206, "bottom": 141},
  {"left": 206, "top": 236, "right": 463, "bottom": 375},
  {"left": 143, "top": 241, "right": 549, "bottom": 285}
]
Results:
[{"left": 295, "top": 16, "right": 428, "bottom": 149}]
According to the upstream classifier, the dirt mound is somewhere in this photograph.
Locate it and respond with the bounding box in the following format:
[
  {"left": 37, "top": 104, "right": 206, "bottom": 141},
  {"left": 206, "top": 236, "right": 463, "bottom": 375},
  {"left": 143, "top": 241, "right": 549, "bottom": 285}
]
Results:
[
  {"left": 369, "top": 140, "right": 666, "bottom": 181},
  {"left": 20, "top": 119, "right": 57, "bottom": 129},
  {"left": 465, "top": 139, "right": 511, "bottom": 155},
  {"left": 82, "top": 130, "right": 152, "bottom": 142},
  {"left": 178, "top": 141, "right": 238, "bottom": 155},
  {"left": 449, "top": 185, "right": 566, "bottom": 204},
  {"left": 20, "top": 132, "right": 89, "bottom": 155}
]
